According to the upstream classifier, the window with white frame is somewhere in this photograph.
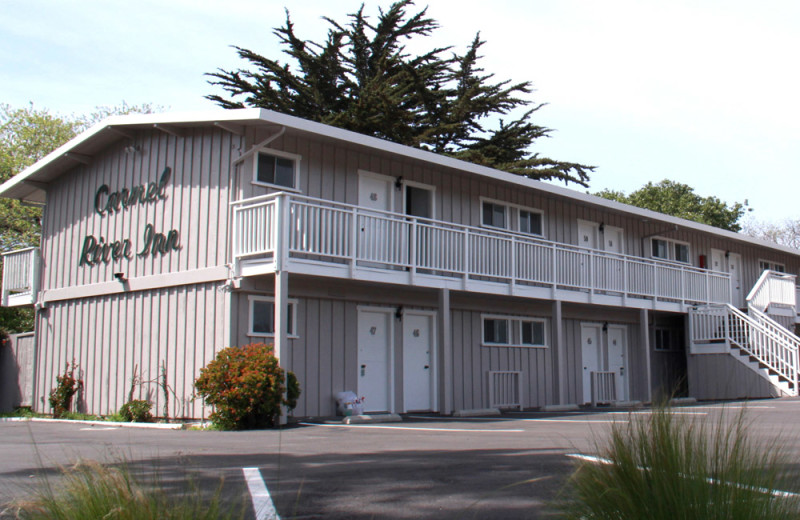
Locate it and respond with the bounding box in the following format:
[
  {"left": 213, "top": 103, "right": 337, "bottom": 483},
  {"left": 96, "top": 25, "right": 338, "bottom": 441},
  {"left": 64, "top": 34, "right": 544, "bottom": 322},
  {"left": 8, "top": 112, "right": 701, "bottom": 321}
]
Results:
[
  {"left": 759, "top": 260, "right": 786, "bottom": 273},
  {"left": 248, "top": 296, "right": 298, "bottom": 337},
  {"left": 654, "top": 327, "right": 683, "bottom": 351},
  {"left": 480, "top": 198, "right": 544, "bottom": 237},
  {"left": 482, "top": 315, "right": 548, "bottom": 347},
  {"left": 651, "top": 237, "right": 690, "bottom": 264},
  {"left": 254, "top": 149, "right": 300, "bottom": 190}
]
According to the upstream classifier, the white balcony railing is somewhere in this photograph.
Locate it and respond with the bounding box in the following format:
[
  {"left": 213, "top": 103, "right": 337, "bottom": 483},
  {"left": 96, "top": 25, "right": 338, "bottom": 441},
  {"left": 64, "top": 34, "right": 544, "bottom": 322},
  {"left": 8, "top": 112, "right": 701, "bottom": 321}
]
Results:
[
  {"left": 1, "top": 247, "right": 40, "bottom": 307},
  {"left": 747, "top": 270, "right": 797, "bottom": 313},
  {"left": 232, "top": 193, "right": 732, "bottom": 307}
]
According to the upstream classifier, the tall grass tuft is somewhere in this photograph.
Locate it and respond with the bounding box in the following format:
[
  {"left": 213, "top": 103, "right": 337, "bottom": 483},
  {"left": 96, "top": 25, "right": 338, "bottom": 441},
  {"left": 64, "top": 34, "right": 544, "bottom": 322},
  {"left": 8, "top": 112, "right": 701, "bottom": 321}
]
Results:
[
  {"left": 8, "top": 460, "right": 242, "bottom": 520},
  {"left": 563, "top": 406, "right": 799, "bottom": 519}
]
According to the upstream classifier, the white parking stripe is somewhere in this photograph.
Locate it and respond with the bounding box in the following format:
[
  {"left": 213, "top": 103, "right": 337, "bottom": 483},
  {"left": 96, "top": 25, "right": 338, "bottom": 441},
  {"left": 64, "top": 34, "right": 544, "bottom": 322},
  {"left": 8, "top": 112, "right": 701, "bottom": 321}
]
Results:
[
  {"left": 565, "top": 453, "right": 800, "bottom": 499},
  {"left": 299, "top": 422, "right": 524, "bottom": 432},
  {"left": 243, "top": 467, "right": 280, "bottom": 520}
]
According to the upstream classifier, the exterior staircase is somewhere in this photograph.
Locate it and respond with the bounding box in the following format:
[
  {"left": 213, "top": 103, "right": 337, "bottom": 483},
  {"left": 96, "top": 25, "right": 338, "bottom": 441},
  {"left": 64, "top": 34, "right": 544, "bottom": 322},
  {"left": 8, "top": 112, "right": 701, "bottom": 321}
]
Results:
[{"left": 689, "top": 271, "right": 800, "bottom": 397}]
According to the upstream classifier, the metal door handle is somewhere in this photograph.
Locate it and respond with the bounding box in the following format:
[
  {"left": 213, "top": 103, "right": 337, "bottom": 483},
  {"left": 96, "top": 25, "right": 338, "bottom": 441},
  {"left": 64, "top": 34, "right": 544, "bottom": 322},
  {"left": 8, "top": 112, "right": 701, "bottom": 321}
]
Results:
[
  {"left": 424, "top": 365, "right": 429, "bottom": 369},
  {"left": 361, "top": 364, "right": 366, "bottom": 376}
]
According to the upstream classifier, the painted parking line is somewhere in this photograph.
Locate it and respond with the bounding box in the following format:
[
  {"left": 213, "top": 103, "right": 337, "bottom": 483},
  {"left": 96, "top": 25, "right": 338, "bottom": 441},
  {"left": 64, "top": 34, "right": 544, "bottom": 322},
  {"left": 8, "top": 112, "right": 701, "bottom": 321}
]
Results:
[
  {"left": 243, "top": 467, "right": 280, "bottom": 520},
  {"left": 565, "top": 453, "right": 800, "bottom": 499},
  {"left": 299, "top": 422, "right": 524, "bottom": 433}
]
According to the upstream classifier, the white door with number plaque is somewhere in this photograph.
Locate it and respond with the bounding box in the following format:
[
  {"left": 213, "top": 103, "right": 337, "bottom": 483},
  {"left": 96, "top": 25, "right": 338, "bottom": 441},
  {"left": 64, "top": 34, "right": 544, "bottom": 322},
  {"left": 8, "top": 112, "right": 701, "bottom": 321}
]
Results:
[
  {"left": 357, "top": 308, "right": 392, "bottom": 412},
  {"left": 403, "top": 312, "right": 436, "bottom": 412}
]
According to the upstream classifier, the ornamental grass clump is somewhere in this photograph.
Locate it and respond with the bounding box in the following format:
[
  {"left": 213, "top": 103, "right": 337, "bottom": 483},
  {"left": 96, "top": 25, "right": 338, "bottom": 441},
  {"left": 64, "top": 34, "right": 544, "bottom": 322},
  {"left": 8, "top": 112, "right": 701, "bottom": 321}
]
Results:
[
  {"left": 563, "top": 406, "right": 799, "bottom": 519},
  {"left": 9, "top": 460, "right": 239, "bottom": 520},
  {"left": 194, "top": 343, "right": 300, "bottom": 430}
]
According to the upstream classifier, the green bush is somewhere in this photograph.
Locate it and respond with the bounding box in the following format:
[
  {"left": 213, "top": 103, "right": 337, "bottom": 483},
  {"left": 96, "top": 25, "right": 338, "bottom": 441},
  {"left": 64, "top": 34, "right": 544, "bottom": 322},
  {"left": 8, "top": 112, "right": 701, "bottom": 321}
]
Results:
[
  {"left": 48, "top": 362, "right": 82, "bottom": 418},
  {"left": 119, "top": 399, "right": 154, "bottom": 422},
  {"left": 194, "top": 343, "right": 300, "bottom": 430},
  {"left": 563, "top": 406, "right": 798, "bottom": 519}
]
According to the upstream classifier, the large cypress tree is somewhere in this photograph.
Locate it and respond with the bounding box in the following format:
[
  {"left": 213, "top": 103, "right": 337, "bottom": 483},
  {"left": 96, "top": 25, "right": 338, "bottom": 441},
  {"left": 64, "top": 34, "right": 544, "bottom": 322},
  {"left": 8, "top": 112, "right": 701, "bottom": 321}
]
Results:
[{"left": 206, "top": 1, "right": 594, "bottom": 186}]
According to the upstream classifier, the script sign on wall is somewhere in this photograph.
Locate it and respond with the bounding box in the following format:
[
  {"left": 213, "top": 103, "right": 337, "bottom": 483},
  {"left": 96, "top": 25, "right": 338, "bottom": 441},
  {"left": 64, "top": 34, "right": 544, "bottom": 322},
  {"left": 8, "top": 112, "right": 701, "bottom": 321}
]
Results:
[{"left": 79, "top": 166, "right": 181, "bottom": 266}]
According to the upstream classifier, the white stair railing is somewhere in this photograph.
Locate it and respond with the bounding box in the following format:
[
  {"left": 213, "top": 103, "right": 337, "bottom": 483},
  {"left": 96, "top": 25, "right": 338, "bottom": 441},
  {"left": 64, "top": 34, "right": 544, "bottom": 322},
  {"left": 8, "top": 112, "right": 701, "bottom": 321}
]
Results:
[
  {"left": 590, "top": 371, "right": 617, "bottom": 406},
  {"left": 690, "top": 304, "right": 799, "bottom": 396},
  {"left": 747, "top": 270, "right": 797, "bottom": 313}
]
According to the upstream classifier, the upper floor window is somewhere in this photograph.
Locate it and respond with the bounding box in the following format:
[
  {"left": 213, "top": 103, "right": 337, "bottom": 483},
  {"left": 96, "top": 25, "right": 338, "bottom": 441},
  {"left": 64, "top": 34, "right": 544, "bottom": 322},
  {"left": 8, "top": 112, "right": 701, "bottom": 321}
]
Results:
[
  {"left": 651, "top": 237, "right": 690, "bottom": 264},
  {"left": 254, "top": 149, "right": 300, "bottom": 190},
  {"left": 249, "top": 295, "right": 298, "bottom": 337},
  {"left": 759, "top": 260, "right": 785, "bottom": 273},
  {"left": 480, "top": 198, "right": 544, "bottom": 237}
]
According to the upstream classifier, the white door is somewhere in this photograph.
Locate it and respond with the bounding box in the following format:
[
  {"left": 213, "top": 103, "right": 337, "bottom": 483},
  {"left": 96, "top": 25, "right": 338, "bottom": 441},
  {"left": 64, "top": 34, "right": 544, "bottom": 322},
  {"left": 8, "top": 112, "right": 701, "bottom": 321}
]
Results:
[
  {"left": 607, "top": 325, "right": 628, "bottom": 402},
  {"left": 710, "top": 249, "right": 726, "bottom": 272},
  {"left": 728, "top": 253, "right": 744, "bottom": 307},
  {"left": 581, "top": 323, "right": 602, "bottom": 404},
  {"left": 577, "top": 221, "right": 598, "bottom": 287},
  {"left": 358, "top": 308, "right": 393, "bottom": 412},
  {"left": 403, "top": 312, "right": 436, "bottom": 411},
  {"left": 602, "top": 225, "right": 624, "bottom": 254},
  {"left": 358, "top": 172, "right": 397, "bottom": 264}
]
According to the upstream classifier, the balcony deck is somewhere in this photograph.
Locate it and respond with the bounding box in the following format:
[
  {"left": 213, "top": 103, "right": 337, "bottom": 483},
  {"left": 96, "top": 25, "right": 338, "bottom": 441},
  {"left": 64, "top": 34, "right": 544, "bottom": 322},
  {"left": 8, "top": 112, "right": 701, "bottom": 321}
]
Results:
[
  {"left": 232, "top": 193, "right": 735, "bottom": 313},
  {"left": 1, "top": 247, "right": 39, "bottom": 307}
]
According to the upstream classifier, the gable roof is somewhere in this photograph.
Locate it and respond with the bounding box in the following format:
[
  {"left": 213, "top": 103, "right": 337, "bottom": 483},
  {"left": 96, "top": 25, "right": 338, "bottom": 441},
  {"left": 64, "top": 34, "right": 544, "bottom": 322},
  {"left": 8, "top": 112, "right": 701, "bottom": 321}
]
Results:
[{"left": 1, "top": 108, "right": 798, "bottom": 257}]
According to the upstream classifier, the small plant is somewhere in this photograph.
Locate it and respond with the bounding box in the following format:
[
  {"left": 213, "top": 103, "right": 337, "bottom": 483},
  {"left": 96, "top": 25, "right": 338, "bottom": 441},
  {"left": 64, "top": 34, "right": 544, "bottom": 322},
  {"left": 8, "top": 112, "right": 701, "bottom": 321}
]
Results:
[
  {"left": 9, "top": 459, "right": 242, "bottom": 519},
  {"left": 194, "top": 343, "right": 300, "bottom": 430},
  {"left": 48, "top": 362, "right": 82, "bottom": 419},
  {"left": 563, "top": 406, "right": 799, "bottom": 519},
  {"left": 118, "top": 399, "right": 154, "bottom": 422}
]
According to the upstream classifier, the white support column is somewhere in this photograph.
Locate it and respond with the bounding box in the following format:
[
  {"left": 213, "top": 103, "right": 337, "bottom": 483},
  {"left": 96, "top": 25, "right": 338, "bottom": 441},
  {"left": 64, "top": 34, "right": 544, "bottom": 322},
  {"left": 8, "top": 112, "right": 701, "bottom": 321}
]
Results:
[
  {"left": 274, "top": 269, "right": 289, "bottom": 425},
  {"left": 438, "top": 288, "right": 453, "bottom": 414},
  {"left": 640, "top": 308, "right": 652, "bottom": 404},
  {"left": 552, "top": 300, "right": 566, "bottom": 405}
]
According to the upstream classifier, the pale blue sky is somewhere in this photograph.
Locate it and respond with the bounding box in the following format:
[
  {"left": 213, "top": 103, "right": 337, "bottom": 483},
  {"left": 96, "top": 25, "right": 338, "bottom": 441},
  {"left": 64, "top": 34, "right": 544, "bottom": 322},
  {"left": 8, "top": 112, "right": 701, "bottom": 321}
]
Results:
[{"left": 1, "top": 0, "right": 798, "bottom": 224}]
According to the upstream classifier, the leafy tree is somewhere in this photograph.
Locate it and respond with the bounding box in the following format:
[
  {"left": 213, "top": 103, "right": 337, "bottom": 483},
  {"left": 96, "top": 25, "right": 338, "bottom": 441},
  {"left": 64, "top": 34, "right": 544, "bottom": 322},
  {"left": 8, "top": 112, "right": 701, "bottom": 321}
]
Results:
[
  {"left": 596, "top": 180, "right": 746, "bottom": 232},
  {"left": 744, "top": 219, "right": 800, "bottom": 250},
  {"left": 0, "top": 103, "right": 159, "bottom": 336},
  {"left": 206, "top": 0, "right": 595, "bottom": 186}
]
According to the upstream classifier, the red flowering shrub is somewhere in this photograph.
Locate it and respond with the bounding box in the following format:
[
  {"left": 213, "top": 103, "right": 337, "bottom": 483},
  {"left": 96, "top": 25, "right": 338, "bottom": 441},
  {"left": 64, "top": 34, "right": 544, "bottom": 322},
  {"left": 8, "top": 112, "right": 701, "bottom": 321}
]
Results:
[
  {"left": 48, "top": 361, "right": 82, "bottom": 418},
  {"left": 194, "top": 343, "right": 300, "bottom": 430}
]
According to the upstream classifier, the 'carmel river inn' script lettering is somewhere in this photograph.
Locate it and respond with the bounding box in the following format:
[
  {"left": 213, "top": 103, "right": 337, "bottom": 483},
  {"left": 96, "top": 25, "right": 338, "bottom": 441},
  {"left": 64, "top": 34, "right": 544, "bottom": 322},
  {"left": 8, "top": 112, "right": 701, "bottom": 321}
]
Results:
[{"left": 79, "top": 166, "right": 181, "bottom": 266}]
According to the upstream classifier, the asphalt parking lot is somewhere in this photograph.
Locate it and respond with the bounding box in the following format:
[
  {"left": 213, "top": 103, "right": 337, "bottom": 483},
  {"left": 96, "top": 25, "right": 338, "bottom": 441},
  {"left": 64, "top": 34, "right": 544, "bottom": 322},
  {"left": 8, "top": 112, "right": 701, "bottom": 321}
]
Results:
[{"left": 3, "top": 400, "right": 800, "bottom": 519}]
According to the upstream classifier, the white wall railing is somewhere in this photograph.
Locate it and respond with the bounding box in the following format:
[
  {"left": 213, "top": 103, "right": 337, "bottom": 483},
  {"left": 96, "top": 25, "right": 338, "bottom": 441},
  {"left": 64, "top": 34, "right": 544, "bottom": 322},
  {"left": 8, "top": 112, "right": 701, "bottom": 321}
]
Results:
[
  {"left": 488, "top": 370, "right": 523, "bottom": 410},
  {"left": 232, "top": 193, "right": 733, "bottom": 307},
  {"left": 689, "top": 303, "right": 799, "bottom": 396},
  {"left": 747, "top": 270, "right": 797, "bottom": 313},
  {"left": 1, "top": 248, "right": 39, "bottom": 307},
  {"left": 590, "top": 371, "right": 617, "bottom": 406}
]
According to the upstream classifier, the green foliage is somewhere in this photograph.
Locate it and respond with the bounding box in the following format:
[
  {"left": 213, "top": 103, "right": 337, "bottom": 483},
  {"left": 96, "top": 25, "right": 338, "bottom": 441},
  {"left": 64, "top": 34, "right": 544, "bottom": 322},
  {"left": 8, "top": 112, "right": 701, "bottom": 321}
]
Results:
[
  {"left": 563, "top": 406, "right": 798, "bottom": 519},
  {"left": 206, "top": 1, "right": 594, "bottom": 186},
  {"left": 194, "top": 343, "right": 300, "bottom": 430},
  {"left": 596, "top": 179, "right": 746, "bottom": 231},
  {"left": 48, "top": 362, "right": 82, "bottom": 419},
  {"left": 9, "top": 459, "right": 241, "bottom": 520},
  {"left": 118, "top": 399, "right": 154, "bottom": 423},
  {"left": 0, "top": 406, "right": 42, "bottom": 418}
]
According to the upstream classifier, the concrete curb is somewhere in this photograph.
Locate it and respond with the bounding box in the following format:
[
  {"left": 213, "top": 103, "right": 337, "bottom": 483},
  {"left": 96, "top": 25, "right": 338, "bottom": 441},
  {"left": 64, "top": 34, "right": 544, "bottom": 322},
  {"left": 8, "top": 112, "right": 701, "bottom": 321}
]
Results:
[
  {"left": 0, "top": 417, "right": 186, "bottom": 430},
  {"left": 540, "top": 404, "right": 580, "bottom": 412},
  {"left": 453, "top": 408, "right": 501, "bottom": 417}
]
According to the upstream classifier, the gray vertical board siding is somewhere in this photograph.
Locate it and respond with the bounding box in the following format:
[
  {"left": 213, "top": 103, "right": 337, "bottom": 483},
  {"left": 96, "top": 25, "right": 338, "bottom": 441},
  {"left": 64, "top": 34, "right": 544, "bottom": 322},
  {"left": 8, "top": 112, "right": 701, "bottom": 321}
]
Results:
[
  {"left": 0, "top": 332, "right": 35, "bottom": 411},
  {"left": 40, "top": 129, "right": 237, "bottom": 292},
  {"left": 687, "top": 353, "right": 778, "bottom": 400},
  {"left": 33, "top": 282, "right": 225, "bottom": 418}
]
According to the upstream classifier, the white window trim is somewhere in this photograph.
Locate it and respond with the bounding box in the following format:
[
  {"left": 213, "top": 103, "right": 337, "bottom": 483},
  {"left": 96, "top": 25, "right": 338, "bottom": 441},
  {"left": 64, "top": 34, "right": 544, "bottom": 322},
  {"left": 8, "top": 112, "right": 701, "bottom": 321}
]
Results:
[
  {"left": 402, "top": 179, "right": 436, "bottom": 219},
  {"left": 650, "top": 236, "right": 691, "bottom": 265},
  {"left": 252, "top": 147, "right": 302, "bottom": 192},
  {"left": 479, "top": 197, "right": 545, "bottom": 238},
  {"left": 247, "top": 295, "right": 299, "bottom": 338},
  {"left": 758, "top": 259, "right": 786, "bottom": 273},
  {"left": 481, "top": 313, "right": 549, "bottom": 348}
]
